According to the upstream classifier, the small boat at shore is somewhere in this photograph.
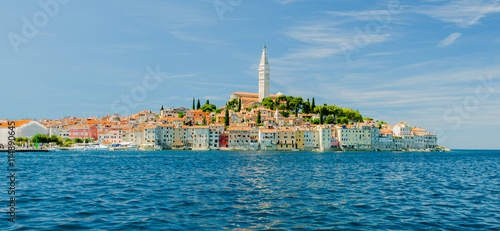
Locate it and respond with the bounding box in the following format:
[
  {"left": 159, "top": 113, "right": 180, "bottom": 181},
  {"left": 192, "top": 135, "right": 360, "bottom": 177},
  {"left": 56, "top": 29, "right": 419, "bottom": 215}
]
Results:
[
  {"left": 47, "top": 147, "right": 62, "bottom": 152},
  {"left": 85, "top": 143, "right": 109, "bottom": 151}
]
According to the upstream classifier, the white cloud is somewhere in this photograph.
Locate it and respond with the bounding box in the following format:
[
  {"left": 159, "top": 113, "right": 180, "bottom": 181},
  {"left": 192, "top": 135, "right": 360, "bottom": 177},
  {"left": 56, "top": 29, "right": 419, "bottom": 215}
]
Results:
[
  {"left": 437, "top": 32, "right": 462, "bottom": 47},
  {"left": 416, "top": 0, "right": 500, "bottom": 27},
  {"left": 281, "top": 22, "right": 391, "bottom": 61}
]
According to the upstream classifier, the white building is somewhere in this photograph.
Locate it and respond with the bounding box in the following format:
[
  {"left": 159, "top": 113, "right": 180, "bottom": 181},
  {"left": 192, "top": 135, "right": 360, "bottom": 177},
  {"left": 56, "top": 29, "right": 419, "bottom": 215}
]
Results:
[
  {"left": 316, "top": 126, "right": 331, "bottom": 151},
  {"left": 259, "top": 128, "right": 277, "bottom": 150},
  {"left": 155, "top": 124, "right": 174, "bottom": 149},
  {"left": 192, "top": 126, "right": 210, "bottom": 150},
  {"left": 98, "top": 130, "right": 121, "bottom": 144},
  {"left": 0, "top": 120, "right": 48, "bottom": 145},
  {"left": 209, "top": 127, "right": 221, "bottom": 150},
  {"left": 393, "top": 122, "right": 412, "bottom": 136},
  {"left": 303, "top": 128, "right": 319, "bottom": 150},
  {"left": 336, "top": 125, "right": 371, "bottom": 150}
]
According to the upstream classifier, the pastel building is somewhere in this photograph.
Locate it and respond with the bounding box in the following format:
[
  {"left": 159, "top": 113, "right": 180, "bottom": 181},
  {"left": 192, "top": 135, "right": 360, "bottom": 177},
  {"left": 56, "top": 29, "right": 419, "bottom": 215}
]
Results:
[
  {"left": 259, "top": 128, "right": 277, "bottom": 150},
  {"left": 276, "top": 128, "right": 295, "bottom": 150},
  {"left": 69, "top": 124, "right": 98, "bottom": 141},
  {"left": 155, "top": 124, "right": 174, "bottom": 149},
  {"left": 191, "top": 126, "right": 210, "bottom": 150},
  {"left": 227, "top": 127, "right": 252, "bottom": 150}
]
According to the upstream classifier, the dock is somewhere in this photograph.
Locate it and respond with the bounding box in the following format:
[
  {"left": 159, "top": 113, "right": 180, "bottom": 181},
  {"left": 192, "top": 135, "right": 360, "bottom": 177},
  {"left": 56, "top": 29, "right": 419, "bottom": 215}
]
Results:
[{"left": 0, "top": 149, "right": 49, "bottom": 152}]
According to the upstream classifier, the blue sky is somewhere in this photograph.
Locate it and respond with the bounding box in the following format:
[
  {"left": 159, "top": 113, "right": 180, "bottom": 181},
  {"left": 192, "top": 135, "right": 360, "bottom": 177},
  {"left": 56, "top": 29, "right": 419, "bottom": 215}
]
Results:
[{"left": 1, "top": 0, "right": 499, "bottom": 149}]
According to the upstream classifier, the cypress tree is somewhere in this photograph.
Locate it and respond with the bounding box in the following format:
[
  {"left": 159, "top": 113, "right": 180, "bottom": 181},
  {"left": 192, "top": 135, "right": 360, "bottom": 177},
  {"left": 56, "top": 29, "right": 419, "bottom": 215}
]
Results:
[
  {"left": 160, "top": 105, "right": 164, "bottom": 111},
  {"left": 197, "top": 99, "right": 201, "bottom": 110},
  {"left": 238, "top": 98, "right": 242, "bottom": 112},
  {"left": 257, "top": 110, "right": 261, "bottom": 124},
  {"left": 224, "top": 106, "right": 230, "bottom": 127},
  {"left": 192, "top": 98, "right": 195, "bottom": 110},
  {"left": 312, "top": 97, "right": 316, "bottom": 111},
  {"left": 320, "top": 107, "right": 324, "bottom": 124},
  {"left": 206, "top": 99, "right": 210, "bottom": 105}
]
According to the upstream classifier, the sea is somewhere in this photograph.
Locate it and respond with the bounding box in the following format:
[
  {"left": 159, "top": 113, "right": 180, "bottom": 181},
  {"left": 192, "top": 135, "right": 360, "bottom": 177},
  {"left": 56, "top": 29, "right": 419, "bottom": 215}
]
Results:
[{"left": 2, "top": 150, "right": 499, "bottom": 230}]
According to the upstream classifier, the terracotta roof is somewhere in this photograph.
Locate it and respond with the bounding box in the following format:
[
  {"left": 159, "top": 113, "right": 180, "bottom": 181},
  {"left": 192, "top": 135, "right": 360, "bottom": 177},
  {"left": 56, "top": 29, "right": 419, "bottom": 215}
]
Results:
[
  {"left": 190, "top": 126, "right": 209, "bottom": 129},
  {"left": 0, "top": 120, "right": 33, "bottom": 128},
  {"left": 260, "top": 129, "right": 276, "bottom": 133},
  {"left": 227, "top": 127, "right": 251, "bottom": 131}
]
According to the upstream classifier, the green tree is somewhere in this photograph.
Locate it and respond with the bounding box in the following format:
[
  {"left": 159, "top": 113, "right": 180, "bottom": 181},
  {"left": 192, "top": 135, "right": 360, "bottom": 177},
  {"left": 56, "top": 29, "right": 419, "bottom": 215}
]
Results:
[
  {"left": 257, "top": 110, "right": 261, "bottom": 124},
  {"left": 192, "top": 98, "right": 195, "bottom": 110},
  {"left": 49, "top": 135, "right": 59, "bottom": 143},
  {"left": 291, "top": 97, "right": 303, "bottom": 116},
  {"left": 320, "top": 108, "right": 324, "bottom": 124},
  {"left": 286, "top": 96, "right": 295, "bottom": 110},
  {"left": 261, "top": 97, "right": 275, "bottom": 110},
  {"left": 311, "top": 118, "right": 321, "bottom": 124},
  {"left": 206, "top": 100, "right": 210, "bottom": 105},
  {"left": 278, "top": 104, "right": 287, "bottom": 111},
  {"left": 227, "top": 98, "right": 238, "bottom": 110},
  {"left": 201, "top": 104, "right": 217, "bottom": 112},
  {"left": 325, "top": 115, "right": 335, "bottom": 124},
  {"left": 197, "top": 99, "right": 201, "bottom": 110},
  {"left": 311, "top": 97, "right": 316, "bottom": 111},
  {"left": 215, "top": 109, "right": 222, "bottom": 114},
  {"left": 178, "top": 111, "right": 185, "bottom": 118},
  {"left": 161, "top": 105, "right": 164, "bottom": 111},
  {"left": 276, "top": 95, "right": 287, "bottom": 108},
  {"left": 224, "top": 106, "right": 230, "bottom": 126},
  {"left": 32, "top": 134, "right": 50, "bottom": 144},
  {"left": 74, "top": 138, "right": 83, "bottom": 143},
  {"left": 237, "top": 98, "right": 242, "bottom": 112},
  {"left": 302, "top": 101, "right": 311, "bottom": 114},
  {"left": 340, "top": 117, "right": 349, "bottom": 124}
]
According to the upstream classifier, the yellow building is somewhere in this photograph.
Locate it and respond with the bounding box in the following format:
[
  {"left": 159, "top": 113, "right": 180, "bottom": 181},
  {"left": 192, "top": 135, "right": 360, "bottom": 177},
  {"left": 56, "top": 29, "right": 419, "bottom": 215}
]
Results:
[
  {"left": 295, "top": 130, "right": 305, "bottom": 149},
  {"left": 277, "top": 128, "right": 295, "bottom": 150}
]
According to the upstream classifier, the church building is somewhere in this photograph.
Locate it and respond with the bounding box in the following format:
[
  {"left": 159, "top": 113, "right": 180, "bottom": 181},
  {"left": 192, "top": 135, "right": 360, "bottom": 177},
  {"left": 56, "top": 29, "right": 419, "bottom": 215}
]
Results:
[{"left": 230, "top": 45, "right": 283, "bottom": 107}]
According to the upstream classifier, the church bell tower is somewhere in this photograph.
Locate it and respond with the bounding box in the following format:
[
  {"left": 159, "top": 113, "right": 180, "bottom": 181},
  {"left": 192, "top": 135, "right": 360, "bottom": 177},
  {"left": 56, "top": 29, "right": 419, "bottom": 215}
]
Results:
[{"left": 258, "top": 44, "right": 270, "bottom": 102}]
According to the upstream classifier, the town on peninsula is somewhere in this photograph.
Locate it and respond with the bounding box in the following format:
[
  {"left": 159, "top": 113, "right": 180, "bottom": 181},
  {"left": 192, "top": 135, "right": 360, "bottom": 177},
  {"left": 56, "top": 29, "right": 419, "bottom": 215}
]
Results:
[{"left": 0, "top": 45, "right": 441, "bottom": 152}]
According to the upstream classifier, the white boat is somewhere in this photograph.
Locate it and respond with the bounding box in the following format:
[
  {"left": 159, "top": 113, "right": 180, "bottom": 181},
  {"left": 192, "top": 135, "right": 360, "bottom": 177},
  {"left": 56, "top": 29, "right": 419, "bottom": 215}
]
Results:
[
  {"left": 126, "top": 144, "right": 140, "bottom": 151},
  {"left": 47, "top": 147, "right": 62, "bottom": 152},
  {"left": 71, "top": 145, "right": 86, "bottom": 151},
  {"left": 85, "top": 143, "right": 109, "bottom": 150},
  {"left": 108, "top": 142, "right": 139, "bottom": 151}
]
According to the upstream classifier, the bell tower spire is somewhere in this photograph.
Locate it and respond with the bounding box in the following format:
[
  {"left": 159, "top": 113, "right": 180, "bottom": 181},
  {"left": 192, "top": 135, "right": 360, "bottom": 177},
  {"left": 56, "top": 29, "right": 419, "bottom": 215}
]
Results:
[{"left": 258, "top": 44, "right": 270, "bottom": 102}]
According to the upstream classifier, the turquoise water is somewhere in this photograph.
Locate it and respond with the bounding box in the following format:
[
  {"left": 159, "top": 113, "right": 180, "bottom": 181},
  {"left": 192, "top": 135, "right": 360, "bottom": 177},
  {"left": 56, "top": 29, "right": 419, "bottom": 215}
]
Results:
[{"left": 3, "top": 150, "right": 500, "bottom": 230}]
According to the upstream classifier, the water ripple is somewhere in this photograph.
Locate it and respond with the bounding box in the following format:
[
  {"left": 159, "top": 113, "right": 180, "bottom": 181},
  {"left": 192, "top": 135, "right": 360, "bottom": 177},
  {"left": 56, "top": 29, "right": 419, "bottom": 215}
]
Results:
[{"left": 2, "top": 150, "right": 499, "bottom": 230}]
